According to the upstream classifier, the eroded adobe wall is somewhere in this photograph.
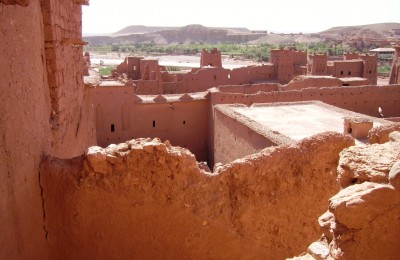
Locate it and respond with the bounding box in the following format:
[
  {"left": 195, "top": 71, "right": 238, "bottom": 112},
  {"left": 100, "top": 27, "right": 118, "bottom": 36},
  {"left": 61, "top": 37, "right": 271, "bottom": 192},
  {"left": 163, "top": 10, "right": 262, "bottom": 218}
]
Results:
[
  {"left": 212, "top": 85, "right": 400, "bottom": 118},
  {"left": 218, "top": 83, "right": 280, "bottom": 94},
  {"left": 291, "top": 131, "right": 400, "bottom": 259},
  {"left": 200, "top": 48, "right": 222, "bottom": 68},
  {"left": 41, "top": 133, "right": 354, "bottom": 259},
  {"left": 0, "top": 2, "right": 50, "bottom": 259},
  {"left": 0, "top": 1, "right": 94, "bottom": 258},
  {"left": 135, "top": 79, "right": 162, "bottom": 94},
  {"left": 119, "top": 60, "right": 276, "bottom": 95},
  {"left": 389, "top": 46, "right": 400, "bottom": 84},
  {"left": 229, "top": 65, "right": 275, "bottom": 84},
  {"left": 182, "top": 68, "right": 231, "bottom": 92},
  {"left": 285, "top": 76, "right": 343, "bottom": 90},
  {"left": 41, "top": 0, "right": 95, "bottom": 158}
]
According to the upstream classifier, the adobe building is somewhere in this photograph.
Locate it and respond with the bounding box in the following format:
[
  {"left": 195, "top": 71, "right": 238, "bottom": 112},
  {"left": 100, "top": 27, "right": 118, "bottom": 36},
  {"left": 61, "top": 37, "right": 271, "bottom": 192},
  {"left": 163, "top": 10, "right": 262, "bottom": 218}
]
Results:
[
  {"left": 270, "top": 48, "right": 308, "bottom": 83},
  {"left": 110, "top": 52, "right": 276, "bottom": 95},
  {"left": 89, "top": 50, "right": 398, "bottom": 166},
  {"left": 389, "top": 45, "right": 400, "bottom": 84},
  {"left": 93, "top": 86, "right": 210, "bottom": 162},
  {"left": 200, "top": 48, "right": 222, "bottom": 68},
  {"left": 108, "top": 47, "right": 378, "bottom": 95},
  {"left": 2, "top": 1, "right": 400, "bottom": 260},
  {"left": 213, "top": 101, "right": 387, "bottom": 164},
  {"left": 308, "top": 52, "right": 378, "bottom": 85},
  {"left": 90, "top": 67, "right": 400, "bottom": 166}
]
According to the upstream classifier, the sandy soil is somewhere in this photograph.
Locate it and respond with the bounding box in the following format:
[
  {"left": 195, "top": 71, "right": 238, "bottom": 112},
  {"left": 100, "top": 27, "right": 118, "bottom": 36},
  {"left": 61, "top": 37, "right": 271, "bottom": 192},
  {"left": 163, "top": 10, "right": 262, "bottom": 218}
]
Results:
[
  {"left": 377, "top": 76, "right": 390, "bottom": 85},
  {"left": 89, "top": 52, "right": 261, "bottom": 68}
]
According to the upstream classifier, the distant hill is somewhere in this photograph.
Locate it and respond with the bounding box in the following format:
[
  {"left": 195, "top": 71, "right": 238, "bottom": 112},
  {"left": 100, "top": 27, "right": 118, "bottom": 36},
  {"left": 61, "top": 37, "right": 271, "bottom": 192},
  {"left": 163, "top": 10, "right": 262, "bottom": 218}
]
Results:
[
  {"left": 83, "top": 22, "right": 400, "bottom": 46},
  {"left": 84, "top": 24, "right": 266, "bottom": 45},
  {"left": 320, "top": 22, "right": 400, "bottom": 38},
  {"left": 114, "top": 25, "right": 178, "bottom": 35},
  {"left": 113, "top": 24, "right": 252, "bottom": 36}
]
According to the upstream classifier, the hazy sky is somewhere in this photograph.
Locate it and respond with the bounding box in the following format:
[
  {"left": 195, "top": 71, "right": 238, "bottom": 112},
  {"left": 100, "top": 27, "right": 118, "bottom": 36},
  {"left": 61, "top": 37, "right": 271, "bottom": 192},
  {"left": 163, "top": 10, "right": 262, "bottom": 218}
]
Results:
[{"left": 82, "top": 0, "right": 400, "bottom": 35}]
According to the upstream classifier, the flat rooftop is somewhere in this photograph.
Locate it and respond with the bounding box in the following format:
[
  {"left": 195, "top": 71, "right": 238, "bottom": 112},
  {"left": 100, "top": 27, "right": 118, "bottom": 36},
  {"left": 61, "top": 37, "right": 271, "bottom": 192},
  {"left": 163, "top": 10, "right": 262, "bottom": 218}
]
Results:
[{"left": 219, "top": 101, "right": 387, "bottom": 143}]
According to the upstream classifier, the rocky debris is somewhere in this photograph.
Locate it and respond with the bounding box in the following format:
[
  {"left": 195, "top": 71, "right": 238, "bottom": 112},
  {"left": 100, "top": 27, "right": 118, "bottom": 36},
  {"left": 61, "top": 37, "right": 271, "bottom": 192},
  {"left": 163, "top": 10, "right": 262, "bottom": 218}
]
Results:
[
  {"left": 389, "top": 161, "right": 400, "bottom": 189},
  {"left": 197, "top": 161, "right": 211, "bottom": 172},
  {"left": 389, "top": 131, "right": 400, "bottom": 142},
  {"left": 307, "top": 240, "right": 330, "bottom": 260},
  {"left": 85, "top": 146, "right": 112, "bottom": 174},
  {"left": 337, "top": 135, "right": 400, "bottom": 187},
  {"left": 329, "top": 182, "right": 399, "bottom": 229},
  {"left": 368, "top": 123, "right": 400, "bottom": 144},
  {"left": 291, "top": 132, "right": 400, "bottom": 260},
  {"left": 317, "top": 211, "right": 334, "bottom": 242},
  {"left": 287, "top": 253, "right": 316, "bottom": 260},
  {"left": 326, "top": 182, "right": 400, "bottom": 259},
  {"left": 82, "top": 138, "right": 202, "bottom": 181}
]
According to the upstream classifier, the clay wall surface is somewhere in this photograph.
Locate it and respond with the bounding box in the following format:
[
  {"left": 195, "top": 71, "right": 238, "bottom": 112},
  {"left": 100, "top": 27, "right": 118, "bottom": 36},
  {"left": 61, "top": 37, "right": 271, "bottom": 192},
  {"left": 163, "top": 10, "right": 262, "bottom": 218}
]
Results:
[
  {"left": 344, "top": 52, "right": 360, "bottom": 60},
  {"left": 389, "top": 46, "right": 400, "bottom": 84},
  {"left": 309, "top": 54, "right": 328, "bottom": 75},
  {"left": 140, "top": 59, "right": 160, "bottom": 80},
  {"left": 330, "top": 60, "right": 364, "bottom": 78},
  {"left": 0, "top": 3, "right": 50, "bottom": 259},
  {"left": 182, "top": 68, "right": 231, "bottom": 92},
  {"left": 229, "top": 64, "right": 275, "bottom": 84},
  {"left": 133, "top": 100, "right": 210, "bottom": 162},
  {"left": 271, "top": 49, "right": 295, "bottom": 83},
  {"left": 134, "top": 79, "right": 162, "bottom": 95},
  {"left": 270, "top": 49, "right": 307, "bottom": 84},
  {"left": 200, "top": 48, "right": 222, "bottom": 68},
  {"left": 293, "top": 50, "right": 308, "bottom": 66},
  {"left": 160, "top": 71, "right": 178, "bottom": 83},
  {"left": 0, "top": 1, "right": 93, "bottom": 259},
  {"left": 40, "top": 133, "right": 353, "bottom": 259},
  {"left": 162, "top": 81, "right": 185, "bottom": 94},
  {"left": 129, "top": 64, "right": 276, "bottom": 95},
  {"left": 339, "top": 77, "right": 370, "bottom": 86},
  {"left": 359, "top": 55, "right": 378, "bottom": 85},
  {"left": 127, "top": 57, "right": 142, "bottom": 79},
  {"left": 92, "top": 87, "right": 209, "bottom": 161},
  {"left": 218, "top": 83, "right": 280, "bottom": 94},
  {"left": 41, "top": 0, "right": 95, "bottom": 158},
  {"left": 213, "top": 107, "right": 280, "bottom": 165},
  {"left": 285, "top": 76, "right": 342, "bottom": 90},
  {"left": 211, "top": 85, "right": 400, "bottom": 118}
]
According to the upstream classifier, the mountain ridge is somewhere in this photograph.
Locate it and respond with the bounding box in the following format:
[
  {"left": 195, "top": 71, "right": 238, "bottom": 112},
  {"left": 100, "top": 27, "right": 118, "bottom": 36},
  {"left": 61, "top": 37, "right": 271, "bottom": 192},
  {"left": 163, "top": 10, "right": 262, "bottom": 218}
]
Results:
[{"left": 83, "top": 23, "right": 400, "bottom": 46}]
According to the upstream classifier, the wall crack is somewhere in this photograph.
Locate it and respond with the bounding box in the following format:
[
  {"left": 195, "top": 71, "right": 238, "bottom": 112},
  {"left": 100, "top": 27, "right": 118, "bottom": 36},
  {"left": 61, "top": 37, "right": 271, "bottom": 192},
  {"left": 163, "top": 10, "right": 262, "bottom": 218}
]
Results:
[{"left": 38, "top": 164, "right": 49, "bottom": 240}]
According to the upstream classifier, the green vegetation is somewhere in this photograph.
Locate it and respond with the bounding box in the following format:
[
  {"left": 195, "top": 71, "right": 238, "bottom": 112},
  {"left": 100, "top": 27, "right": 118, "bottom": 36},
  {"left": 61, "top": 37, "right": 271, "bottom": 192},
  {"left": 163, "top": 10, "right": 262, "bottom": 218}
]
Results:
[
  {"left": 99, "top": 66, "right": 115, "bottom": 76},
  {"left": 83, "top": 42, "right": 360, "bottom": 63},
  {"left": 166, "top": 66, "right": 180, "bottom": 71},
  {"left": 378, "top": 64, "right": 392, "bottom": 74},
  {"left": 84, "top": 42, "right": 276, "bottom": 62}
]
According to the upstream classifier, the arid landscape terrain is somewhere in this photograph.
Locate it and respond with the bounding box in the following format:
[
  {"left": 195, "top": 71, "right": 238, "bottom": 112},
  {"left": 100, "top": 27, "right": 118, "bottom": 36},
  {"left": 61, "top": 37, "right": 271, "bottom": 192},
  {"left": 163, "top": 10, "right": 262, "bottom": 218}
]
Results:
[{"left": 84, "top": 23, "right": 400, "bottom": 45}]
